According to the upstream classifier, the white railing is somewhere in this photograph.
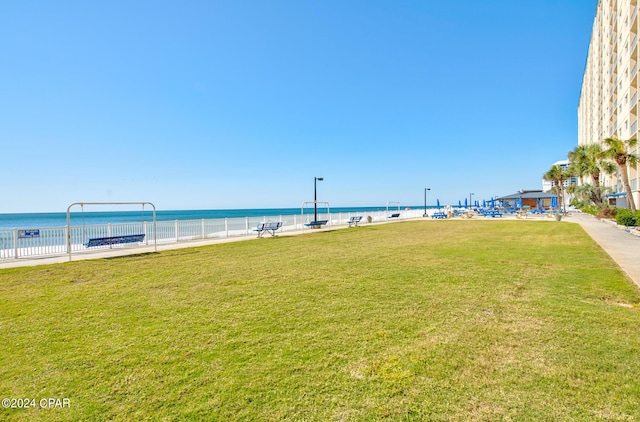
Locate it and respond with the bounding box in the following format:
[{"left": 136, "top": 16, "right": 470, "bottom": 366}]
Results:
[{"left": 0, "top": 209, "right": 428, "bottom": 260}]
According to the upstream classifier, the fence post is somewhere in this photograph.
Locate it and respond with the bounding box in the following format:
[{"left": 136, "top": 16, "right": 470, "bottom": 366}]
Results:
[
  {"left": 144, "top": 221, "right": 148, "bottom": 245},
  {"left": 201, "top": 219, "right": 205, "bottom": 239},
  {"left": 225, "top": 218, "right": 229, "bottom": 238},
  {"left": 13, "top": 228, "right": 18, "bottom": 259},
  {"left": 245, "top": 217, "right": 249, "bottom": 235},
  {"left": 175, "top": 220, "right": 180, "bottom": 242},
  {"left": 65, "top": 226, "right": 70, "bottom": 260}
]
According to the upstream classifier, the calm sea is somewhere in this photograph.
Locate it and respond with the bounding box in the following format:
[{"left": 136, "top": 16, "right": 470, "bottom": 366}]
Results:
[{"left": 0, "top": 206, "right": 428, "bottom": 229}]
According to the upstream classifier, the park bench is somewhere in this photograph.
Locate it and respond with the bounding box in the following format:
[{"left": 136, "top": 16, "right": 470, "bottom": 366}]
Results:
[
  {"left": 85, "top": 234, "right": 145, "bottom": 248},
  {"left": 305, "top": 220, "right": 328, "bottom": 228},
  {"left": 388, "top": 213, "right": 400, "bottom": 219},
  {"left": 347, "top": 216, "right": 363, "bottom": 227},
  {"left": 253, "top": 221, "right": 283, "bottom": 238},
  {"left": 431, "top": 212, "right": 448, "bottom": 219}
]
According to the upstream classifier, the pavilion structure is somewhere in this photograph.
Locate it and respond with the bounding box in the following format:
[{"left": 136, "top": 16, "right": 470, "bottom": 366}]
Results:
[{"left": 496, "top": 190, "right": 558, "bottom": 210}]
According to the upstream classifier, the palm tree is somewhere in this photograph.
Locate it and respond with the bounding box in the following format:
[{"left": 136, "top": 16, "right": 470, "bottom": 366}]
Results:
[
  {"left": 602, "top": 137, "right": 638, "bottom": 213},
  {"left": 543, "top": 164, "right": 568, "bottom": 212},
  {"left": 566, "top": 183, "right": 584, "bottom": 207},
  {"left": 568, "top": 144, "right": 615, "bottom": 209}
]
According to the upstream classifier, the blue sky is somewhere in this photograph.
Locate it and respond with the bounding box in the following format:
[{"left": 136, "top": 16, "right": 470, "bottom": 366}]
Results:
[{"left": 1, "top": 0, "right": 597, "bottom": 213}]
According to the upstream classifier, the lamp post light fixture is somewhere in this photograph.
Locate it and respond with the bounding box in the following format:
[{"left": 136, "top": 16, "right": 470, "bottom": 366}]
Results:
[
  {"left": 469, "top": 193, "right": 474, "bottom": 210},
  {"left": 423, "top": 188, "right": 431, "bottom": 217},
  {"left": 314, "top": 177, "right": 324, "bottom": 221}
]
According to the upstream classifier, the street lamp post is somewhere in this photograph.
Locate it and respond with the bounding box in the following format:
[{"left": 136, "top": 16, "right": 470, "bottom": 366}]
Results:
[
  {"left": 469, "top": 193, "right": 474, "bottom": 210},
  {"left": 423, "top": 188, "right": 431, "bottom": 217},
  {"left": 314, "top": 177, "right": 324, "bottom": 221}
]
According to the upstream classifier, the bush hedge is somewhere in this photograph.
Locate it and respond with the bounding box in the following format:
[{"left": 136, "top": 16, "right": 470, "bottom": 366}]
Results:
[
  {"left": 580, "top": 205, "right": 600, "bottom": 216},
  {"left": 616, "top": 208, "right": 639, "bottom": 226}
]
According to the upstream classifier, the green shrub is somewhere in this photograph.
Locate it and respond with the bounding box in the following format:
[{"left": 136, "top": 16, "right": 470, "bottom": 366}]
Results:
[
  {"left": 616, "top": 208, "right": 637, "bottom": 226},
  {"left": 571, "top": 199, "right": 585, "bottom": 208},
  {"left": 580, "top": 205, "right": 599, "bottom": 215}
]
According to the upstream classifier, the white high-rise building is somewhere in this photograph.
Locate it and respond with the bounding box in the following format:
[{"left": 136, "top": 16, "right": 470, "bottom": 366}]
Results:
[{"left": 578, "top": 0, "right": 640, "bottom": 208}]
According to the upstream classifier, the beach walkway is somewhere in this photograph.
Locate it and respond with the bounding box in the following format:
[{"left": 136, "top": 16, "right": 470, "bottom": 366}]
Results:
[
  {"left": 0, "top": 231, "right": 266, "bottom": 269},
  {"left": 564, "top": 212, "right": 640, "bottom": 288}
]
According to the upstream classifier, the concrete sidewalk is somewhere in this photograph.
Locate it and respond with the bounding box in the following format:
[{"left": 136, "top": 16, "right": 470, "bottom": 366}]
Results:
[
  {"left": 0, "top": 224, "right": 341, "bottom": 269},
  {"left": 0, "top": 231, "right": 282, "bottom": 269},
  {"left": 564, "top": 212, "right": 640, "bottom": 288}
]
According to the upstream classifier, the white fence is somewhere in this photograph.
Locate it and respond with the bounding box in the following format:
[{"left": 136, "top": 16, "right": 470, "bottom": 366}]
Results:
[{"left": 0, "top": 209, "right": 426, "bottom": 260}]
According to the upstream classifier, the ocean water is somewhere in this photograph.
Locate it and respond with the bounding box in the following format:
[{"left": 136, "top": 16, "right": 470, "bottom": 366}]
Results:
[{"left": 0, "top": 206, "right": 430, "bottom": 229}]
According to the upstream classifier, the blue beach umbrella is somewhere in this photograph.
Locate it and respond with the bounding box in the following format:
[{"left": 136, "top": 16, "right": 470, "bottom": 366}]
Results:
[
  {"left": 490, "top": 197, "right": 495, "bottom": 208},
  {"left": 483, "top": 199, "right": 486, "bottom": 208},
  {"left": 518, "top": 196, "right": 523, "bottom": 209},
  {"left": 551, "top": 196, "right": 558, "bottom": 209},
  {"left": 464, "top": 198, "right": 468, "bottom": 208},
  {"left": 458, "top": 200, "right": 462, "bottom": 208},
  {"left": 437, "top": 198, "right": 441, "bottom": 210},
  {"left": 475, "top": 200, "right": 479, "bottom": 207}
]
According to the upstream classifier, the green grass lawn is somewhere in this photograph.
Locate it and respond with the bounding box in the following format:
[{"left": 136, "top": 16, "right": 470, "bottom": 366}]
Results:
[{"left": 1, "top": 220, "right": 640, "bottom": 421}]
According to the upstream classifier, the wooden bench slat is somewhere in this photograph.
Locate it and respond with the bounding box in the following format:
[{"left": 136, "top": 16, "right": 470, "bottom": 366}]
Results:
[
  {"left": 85, "top": 234, "right": 145, "bottom": 248},
  {"left": 305, "top": 220, "right": 328, "bottom": 227}
]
